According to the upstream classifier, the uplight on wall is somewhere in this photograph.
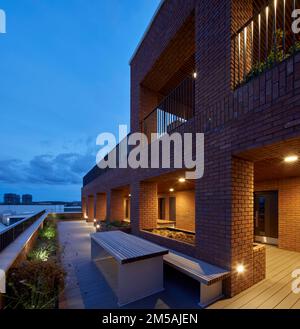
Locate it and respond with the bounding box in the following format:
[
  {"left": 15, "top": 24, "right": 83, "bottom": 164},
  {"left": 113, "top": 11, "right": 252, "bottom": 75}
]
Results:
[
  {"left": 284, "top": 155, "right": 298, "bottom": 163},
  {"left": 236, "top": 264, "right": 245, "bottom": 274}
]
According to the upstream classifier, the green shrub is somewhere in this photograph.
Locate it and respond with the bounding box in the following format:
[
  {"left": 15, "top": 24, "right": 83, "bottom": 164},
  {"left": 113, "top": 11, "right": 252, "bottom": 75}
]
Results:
[
  {"left": 28, "top": 246, "right": 50, "bottom": 262},
  {"left": 5, "top": 260, "right": 65, "bottom": 309},
  {"left": 27, "top": 241, "right": 57, "bottom": 262},
  {"left": 40, "top": 221, "right": 56, "bottom": 240}
]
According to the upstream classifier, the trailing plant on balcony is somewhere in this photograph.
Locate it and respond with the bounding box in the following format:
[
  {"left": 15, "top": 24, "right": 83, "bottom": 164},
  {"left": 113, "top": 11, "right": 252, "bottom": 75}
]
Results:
[{"left": 238, "top": 29, "right": 300, "bottom": 87}]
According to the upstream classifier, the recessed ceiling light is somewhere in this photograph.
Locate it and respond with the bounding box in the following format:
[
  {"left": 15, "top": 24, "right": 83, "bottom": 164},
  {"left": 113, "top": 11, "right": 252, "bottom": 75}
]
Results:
[
  {"left": 284, "top": 155, "right": 298, "bottom": 163},
  {"left": 178, "top": 178, "right": 186, "bottom": 183},
  {"left": 169, "top": 188, "right": 174, "bottom": 192}
]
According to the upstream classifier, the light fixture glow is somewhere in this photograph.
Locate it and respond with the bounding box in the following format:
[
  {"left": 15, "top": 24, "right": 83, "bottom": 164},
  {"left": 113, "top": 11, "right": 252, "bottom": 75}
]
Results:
[
  {"left": 284, "top": 155, "right": 298, "bottom": 163},
  {"left": 128, "top": 194, "right": 131, "bottom": 197},
  {"left": 93, "top": 219, "right": 97, "bottom": 223},
  {"left": 169, "top": 188, "right": 174, "bottom": 192},
  {"left": 178, "top": 178, "right": 186, "bottom": 183},
  {"left": 193, "top": 72, "right": 197, "bottom": 79},
  {"left": 96, "top": 224, "right": 100, "bottom": 229},
  {"left": 236, "top": 264, "right": 245, "bottom": 274}
]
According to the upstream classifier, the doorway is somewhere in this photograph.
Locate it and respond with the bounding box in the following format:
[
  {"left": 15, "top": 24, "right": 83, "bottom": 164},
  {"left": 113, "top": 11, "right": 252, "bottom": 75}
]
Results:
[
  {"left": 254, "top": 191, "right": 278, "bottom": 245},
  {"left": 169, "top": 197, "right": 176, "bottom": 222}
]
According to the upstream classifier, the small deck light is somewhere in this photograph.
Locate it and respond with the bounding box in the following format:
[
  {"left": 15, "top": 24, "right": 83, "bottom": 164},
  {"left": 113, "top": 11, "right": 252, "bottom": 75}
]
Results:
[
  {"left": 193, "top": 72, "right": 197, "bottom": 79},
  {"left": 284, "top": 155, "right": 298, "bottom": 163},
  {"left": 169, "top": 188, "right": 175, "bottom": 192},
  {"left": 128, "top": 194, "right": 131, "bottom": 197},
  {"left": 178, "top": 178, "right": 186, "bottom": 183},
  {"left": 236, "top": 264, "right": 245, "bottom": 274},
  {"left": 93, "top": 219, "right": 97, "bottom": 223},
  {"left": 96, "top": 224, "right": 100, "bottom": 230}
]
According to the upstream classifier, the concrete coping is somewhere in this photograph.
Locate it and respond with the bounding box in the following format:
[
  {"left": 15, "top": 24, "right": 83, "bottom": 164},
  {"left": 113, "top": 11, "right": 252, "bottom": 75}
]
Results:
[{"left": 0, "top": 212, "right": 48, "bottom": 273}]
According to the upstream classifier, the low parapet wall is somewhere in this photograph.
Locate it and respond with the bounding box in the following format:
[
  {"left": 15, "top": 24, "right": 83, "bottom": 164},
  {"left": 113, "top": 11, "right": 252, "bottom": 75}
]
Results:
[{"left": 0, "top": 211, "right": 48, "bottom": 308}]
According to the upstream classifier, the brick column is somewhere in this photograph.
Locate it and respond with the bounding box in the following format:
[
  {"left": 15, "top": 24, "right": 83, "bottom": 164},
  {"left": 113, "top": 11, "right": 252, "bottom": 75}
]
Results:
[
  {"left": 107, "top": 189, "right": 124, "bottom": 222},
  {"left": 195, "top": 148, "right": 257, "bottom": 297},
  {"left": 87, "top": 195, "right": 94, "bottom": 222},
  {"left": 229, "top": 157, "right": 254, "bottom": 296},
  {"left": 139, "top": 181, "right": 158, "bottom": 230},
  {"left": 130, "top": 182, "right": 140, "bottom": 235},
  {"left": 95, "top": 193, "right": 107, "bottom": 221},
  {"left": 82, "top": 196, "right": 87, "bottom": 219}
]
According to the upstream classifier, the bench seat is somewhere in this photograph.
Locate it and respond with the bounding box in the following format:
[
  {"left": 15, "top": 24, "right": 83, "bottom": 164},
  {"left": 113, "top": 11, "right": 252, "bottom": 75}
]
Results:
[
  {"left": 91, "top": 231, "right": 168, "bottom": 306},
  {"left": 164, "top": 250, "right": 230, "bottom": 307}
]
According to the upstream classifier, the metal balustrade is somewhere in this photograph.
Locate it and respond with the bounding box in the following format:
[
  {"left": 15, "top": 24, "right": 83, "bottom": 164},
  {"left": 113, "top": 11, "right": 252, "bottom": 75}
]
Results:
[
  {"left": 232, "top": 0, "right": 300, "bottom": 88},
  {"left": 0, "top": 210, "right": 46, "bottom": 252},
  {"left": 141, "top": 77, "right": 195, "bottom": 140}
]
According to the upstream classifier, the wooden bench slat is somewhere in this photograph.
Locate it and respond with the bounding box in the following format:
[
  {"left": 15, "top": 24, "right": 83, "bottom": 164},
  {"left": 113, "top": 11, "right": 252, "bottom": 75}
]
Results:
[{"left": 91, "top": 231, "right": 168, "bottom": 264}]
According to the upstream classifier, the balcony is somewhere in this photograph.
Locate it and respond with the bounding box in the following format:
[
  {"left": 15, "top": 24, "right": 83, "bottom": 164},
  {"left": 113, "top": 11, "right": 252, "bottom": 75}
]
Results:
[
  {"left": 232, "top": 0, "right": 300, "bottom": 88},
  {"left": 141, "top": 77, "right": 195, "bottom": 140}
]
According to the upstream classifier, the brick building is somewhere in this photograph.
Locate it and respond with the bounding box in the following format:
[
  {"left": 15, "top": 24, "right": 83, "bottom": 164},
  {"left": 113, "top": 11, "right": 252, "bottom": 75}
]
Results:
[{"left": 82, "top": 0, "right": 300, "bottom": 297}]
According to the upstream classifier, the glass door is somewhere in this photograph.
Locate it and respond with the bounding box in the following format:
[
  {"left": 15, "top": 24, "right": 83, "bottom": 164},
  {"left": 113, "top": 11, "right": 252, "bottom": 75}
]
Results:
[{"left": 254, "top": 191, "right": 278, "bottom": 245}]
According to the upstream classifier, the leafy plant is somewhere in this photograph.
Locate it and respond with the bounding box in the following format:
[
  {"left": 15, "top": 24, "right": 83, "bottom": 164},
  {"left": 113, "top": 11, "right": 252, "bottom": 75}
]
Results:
[
  {"left": 242, "top": 29, "right": 290, "bottom": 85},
  {"left": 28, "top": 246, "right": 50, "bottom": 262},
  {"left": 39, "top": 221, "right": 56, "bottom": 240},
  {"left": 288, "top": 41, "right": 300, "bottom": 55}
]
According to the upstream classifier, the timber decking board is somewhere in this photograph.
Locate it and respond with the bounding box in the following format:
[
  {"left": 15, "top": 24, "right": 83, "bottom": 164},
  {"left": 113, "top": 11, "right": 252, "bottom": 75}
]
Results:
[{"left": 209, "top": 246, "right": 300, "bottom": 309}]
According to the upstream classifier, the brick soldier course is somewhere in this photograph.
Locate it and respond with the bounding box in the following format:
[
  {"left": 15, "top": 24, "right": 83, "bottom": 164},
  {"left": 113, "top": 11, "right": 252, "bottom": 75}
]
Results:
[{"left": 82, "top": 0, "right": 300, "bottom": 298}]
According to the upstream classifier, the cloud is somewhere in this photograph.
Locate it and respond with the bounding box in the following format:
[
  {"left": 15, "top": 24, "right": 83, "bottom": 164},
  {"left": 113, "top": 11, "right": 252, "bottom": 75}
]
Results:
[{"left": 0, "top": 152, "right": 95, "bottom": 186}]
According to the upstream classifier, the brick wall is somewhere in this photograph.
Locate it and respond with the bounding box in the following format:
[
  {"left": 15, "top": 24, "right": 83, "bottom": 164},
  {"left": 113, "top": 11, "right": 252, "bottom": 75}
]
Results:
[
  {"left": 175, "top": 190, "right": 195, "bottom": 232},
  {"left": 229, "top": 157, "right": 254, "bottom": 296},
  {"left": 95, "top": 193, "right": 107, "bottom": 221},
  {"left": 87, "top": 195, "right": 94, "bottom": 222},
  {"left": 139, "top": 181, "right": 158, "bottom": 230},
  {"left": 82, "top": 196, "right": 87, "bottom": 218},
  {"left": 107, "top": 190, "right": 124, "bottom": 222},
  {"left": 255, "top": 178, "right": 300, "bottom": 252},
  {"left": 253, "top": 244, "right": 266, "bottom": 284}
]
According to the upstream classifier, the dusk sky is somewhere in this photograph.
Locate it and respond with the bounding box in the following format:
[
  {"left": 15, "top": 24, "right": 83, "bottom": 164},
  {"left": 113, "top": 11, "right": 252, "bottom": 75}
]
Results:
[{"left": 0, "top": 0, "right": 161, "bottom": 201}]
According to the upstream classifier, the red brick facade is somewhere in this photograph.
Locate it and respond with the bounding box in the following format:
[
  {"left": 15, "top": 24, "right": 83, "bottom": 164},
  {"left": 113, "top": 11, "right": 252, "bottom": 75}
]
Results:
[{"left": 82, "top": 0, "right": 300, "bottom": 297}]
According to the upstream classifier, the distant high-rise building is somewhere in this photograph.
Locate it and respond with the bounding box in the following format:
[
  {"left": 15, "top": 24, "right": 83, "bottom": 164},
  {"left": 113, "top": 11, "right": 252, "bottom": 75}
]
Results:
[
  {"left": 22, "top": 194, "right": 33, "bottom": 205},
  {"left": 4, "top": 193, "right": 21, "bottom": 205}
]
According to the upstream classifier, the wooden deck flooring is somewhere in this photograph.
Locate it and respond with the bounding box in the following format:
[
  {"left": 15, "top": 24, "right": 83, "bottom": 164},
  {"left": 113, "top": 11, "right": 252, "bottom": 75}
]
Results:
[{"left": 209, "top": 245, "right": 300, "bottom": 309}]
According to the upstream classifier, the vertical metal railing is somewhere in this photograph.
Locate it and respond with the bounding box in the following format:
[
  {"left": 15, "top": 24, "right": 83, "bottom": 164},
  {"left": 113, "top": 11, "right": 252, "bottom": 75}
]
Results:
[
  {"left": 232, "top": 0, "right": 299, "bottom": 88},
  {"left": 141, "top": 77, "right": 195, "bottom": 140}
]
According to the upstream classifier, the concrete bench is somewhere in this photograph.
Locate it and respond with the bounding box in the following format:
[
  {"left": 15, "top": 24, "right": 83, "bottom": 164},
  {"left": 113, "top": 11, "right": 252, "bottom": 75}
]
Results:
[
  {"left": 164, "top": 250, "right": 230, "bottom": 307},
  {"left": 91, "top": 231, "right": 168, "bottom": 306}
]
